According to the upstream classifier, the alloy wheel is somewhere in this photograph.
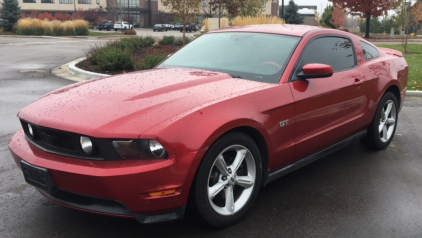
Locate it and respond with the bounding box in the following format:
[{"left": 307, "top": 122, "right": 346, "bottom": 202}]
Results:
[
  {"left": 207, "top": 145, "right": 256, "bottom": 216},
  {"left": 379, "top": 100, "right": 397, "bottom": 142}
]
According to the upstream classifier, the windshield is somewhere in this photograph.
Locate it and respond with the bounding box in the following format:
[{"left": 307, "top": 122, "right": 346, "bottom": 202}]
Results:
[
  {"left": 157, "top": 32, "right": 300, "bottom": 83},
  {"left": 115, "top": 21, "right": 121, "bottom": 24}
]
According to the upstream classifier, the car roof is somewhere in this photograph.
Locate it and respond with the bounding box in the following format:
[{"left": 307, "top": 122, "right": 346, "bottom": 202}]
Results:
[{"left": 210, "top": 24, "right": 321, "bottom": 37}]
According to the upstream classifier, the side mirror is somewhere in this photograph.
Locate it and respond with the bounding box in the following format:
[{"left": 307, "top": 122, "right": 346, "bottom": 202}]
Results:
[{"left": 297, "top": 63, "right": 333, "bottom": 79}]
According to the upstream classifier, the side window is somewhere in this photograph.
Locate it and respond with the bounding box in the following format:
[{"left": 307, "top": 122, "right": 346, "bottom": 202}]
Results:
[
  {"left": 360, "top": 41, "right": 379, "bottom": 60},
  {"left": 294, "top": 37, "right": 356, "bottom": 78}
]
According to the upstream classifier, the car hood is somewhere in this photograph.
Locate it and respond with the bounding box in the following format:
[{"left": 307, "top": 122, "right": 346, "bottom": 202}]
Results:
[{"left": 18, "top": 68, "right": 274, "bottom": 138}]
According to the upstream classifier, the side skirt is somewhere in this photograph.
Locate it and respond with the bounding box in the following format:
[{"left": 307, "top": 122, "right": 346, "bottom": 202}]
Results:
[{"left": 264, "top": 130, "right": 367, "bottom": 185}]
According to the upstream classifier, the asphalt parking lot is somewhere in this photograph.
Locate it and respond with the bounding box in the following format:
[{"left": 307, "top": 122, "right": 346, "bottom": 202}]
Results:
[{"left": 1, "top": 36, "right": 422, "bottom": 237}]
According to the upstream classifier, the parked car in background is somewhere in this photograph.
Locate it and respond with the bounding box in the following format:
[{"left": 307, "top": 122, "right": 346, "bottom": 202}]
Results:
[
  {"left": 98, "top": 20, "right": 114, "bottom": 31},
  {"left": 8, "top": 25, "right": 408, "bottom": 228},
  {"left": 174, "top": 23, "right": 182, "bottom": 31},
  {"left": 163, "top": 23, "right": 174, "bottom": 30},
  {"left": 153, "top": 24, "right": 168, "bottom": 32},
  {"left": 180, "top": 23, "right": 197, "bottom": 32},
  {"left": 113, "top": 21, "right": 133, "bottom": 31}
]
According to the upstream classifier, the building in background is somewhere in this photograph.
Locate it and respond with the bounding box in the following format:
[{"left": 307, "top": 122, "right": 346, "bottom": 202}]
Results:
[{"left": 19, "top": 0, "right": 107, "bottom": 17}]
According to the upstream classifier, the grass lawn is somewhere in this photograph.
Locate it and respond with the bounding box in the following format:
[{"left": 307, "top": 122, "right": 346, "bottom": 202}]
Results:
[
  {"left": 89, "top": 31, "right": 123, "bottom": 37},
  {"left": 375, "top": 44, "right": 422, "bottom": 90}
]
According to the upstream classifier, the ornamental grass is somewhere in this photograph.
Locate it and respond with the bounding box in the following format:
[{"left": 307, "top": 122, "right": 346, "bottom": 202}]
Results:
[
  {"left": 16, "top": 18, "right": 89, "bottom": 36},
  {"left": 231, "top": 15, "right": 285, "bottom": 26}
]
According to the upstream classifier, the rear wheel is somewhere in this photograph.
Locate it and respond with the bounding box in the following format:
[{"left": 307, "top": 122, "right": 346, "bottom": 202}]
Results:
[
  {"left": 361, "top": 92, "right": 398, "bottom": 150},
  {"left": 191, "top": 132, "right": 262, "bottom": 227}
]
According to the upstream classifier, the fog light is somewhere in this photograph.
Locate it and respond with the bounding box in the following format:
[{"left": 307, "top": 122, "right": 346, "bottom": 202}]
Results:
[
  {"left": 28, "top": 124, "right": 34, "bottom": 137},
  {"left": 149, "top": 140, "right": 166, "bottom": 158},
  {"left": 80, "top": 136, "right": 94, "bottom": 155}
]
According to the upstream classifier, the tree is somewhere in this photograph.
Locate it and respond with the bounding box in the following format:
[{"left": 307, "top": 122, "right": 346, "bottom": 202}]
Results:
[
  {"left": 329, "top": 0, "right": 401, "bottom": 38},
  {"left": 321, "top": 4, "right": 335, "bottom": 28},
  {"left": 330, "top": 4, "right": 346, "bottom": 28},
  {"left": 161, "top": 0, "right": 201, "bottom": 45},
  {"left": 1, "top": 0, "right": 20, "bottom": 31},
  {"left": 284, "top": 0, "right": 303, "bottom": 24},
  {"left": 395, "top": 0, "right": 422, "bottom": 53},
  {"left": 210, "top": 0, "right": 266, "bottom": 17}
]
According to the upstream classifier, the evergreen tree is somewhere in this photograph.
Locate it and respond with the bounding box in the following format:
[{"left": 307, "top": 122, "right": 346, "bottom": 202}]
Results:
[
  {"left": 321, "top": 5, "right": 335, "bottom": 28},
  {"left": 1, "top": 0, "right": 20, "bottom": 31},
  {"left": 284, "top": 0, "right": 303, "bottom": 24}
]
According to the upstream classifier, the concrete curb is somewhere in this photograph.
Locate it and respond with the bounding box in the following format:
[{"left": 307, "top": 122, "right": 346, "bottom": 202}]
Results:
[
  {"left": 52, "top": 57, "right": 109, "bottom": 82},
  {"left": 68, "top": 57, "right": 110, "bottom": 79},
  {"left": 407, "top": 91, "right": 422, "bottom": 96}
]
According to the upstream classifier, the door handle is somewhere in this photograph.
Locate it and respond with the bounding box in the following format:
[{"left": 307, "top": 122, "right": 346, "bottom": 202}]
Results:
[{"left": 353, "top": 78, "right": 364, "bottom": 86}]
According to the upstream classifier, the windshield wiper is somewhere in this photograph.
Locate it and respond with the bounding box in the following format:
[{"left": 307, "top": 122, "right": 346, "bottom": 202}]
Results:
[{"left": 230, "top": 75, "right": 242, "bottom": 79}]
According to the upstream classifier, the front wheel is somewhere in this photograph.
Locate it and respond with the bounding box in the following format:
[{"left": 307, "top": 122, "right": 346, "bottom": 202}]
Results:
[
  {"left": 191, "top": 132, "right": 262, "bottom": 227},
  {"left": 361, "top": 92, "right": 398, "bottom": 150}
]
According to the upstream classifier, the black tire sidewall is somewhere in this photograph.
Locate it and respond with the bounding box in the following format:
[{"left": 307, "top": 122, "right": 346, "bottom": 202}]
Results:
[{"left": 192, "top": 132, "right": 263, "bottom": 227}]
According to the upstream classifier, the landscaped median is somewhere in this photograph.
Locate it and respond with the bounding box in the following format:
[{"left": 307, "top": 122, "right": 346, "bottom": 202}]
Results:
[{"left": 76, "top": 35, "right": 191, "bottom": 74}]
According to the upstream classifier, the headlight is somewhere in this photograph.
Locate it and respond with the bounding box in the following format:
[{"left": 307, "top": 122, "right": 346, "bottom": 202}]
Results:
[
  {"left": 149, "top": 140, "right": 166, "bottom": 158},
  {"left": 80, "top": 136, "right": 94, "bottom": 155},
  {"left": 111, "top": 139, "right": 168, "bottom": 159}
]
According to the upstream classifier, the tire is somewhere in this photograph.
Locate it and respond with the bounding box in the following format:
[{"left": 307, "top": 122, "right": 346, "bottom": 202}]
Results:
[
  {"left": 361, "top": 92, "right": 399, "bottom": 150},
  {"left": 114, "top": 29, "right": 117, "bottom": 31},
  {"left": 99, "top": 28, "right": 102, "bottom": 31},
  {"left": 190, "top": 132, "right": 262, "bottom": 227},
  {"left": 107, "top": 28, "right": 110, "bottom": 31}
]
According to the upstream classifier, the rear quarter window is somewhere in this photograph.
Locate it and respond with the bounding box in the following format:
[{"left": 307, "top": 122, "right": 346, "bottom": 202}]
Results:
[{"left": 360, "top": 41, "right": 379, "bottom": 60}]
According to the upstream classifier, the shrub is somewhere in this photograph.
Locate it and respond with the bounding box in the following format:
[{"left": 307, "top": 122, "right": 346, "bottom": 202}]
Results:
[
  {"left": 137, "top": 54, "right": 166, "bottom": 70},
  {"left": 38, "top": 13, "right": 55, "bottom": 21},
  {"left": 116, "top": 37, "right": 145, "bottom": 50},
  {"left": 159, "top": 36, "right": 174, "bottom": 45},
  {"left": 73, "top": 20, "right": 89, "bottom": 35},
  {"left": 63, "top": 21, "right": 75, "bottom": 35},
  {"left": 0, "top": 28, "right": 4, "bottom": 34},
  {"left": 55, "top": 13, "right": 72, "bottom": 22},
  {"left": 123, "top": 29, "right": 137, "bottom": 35},
  {"left": 144, "top": 36, "right": 155, "bottom": 47},
  {"left": 51, "top": 20, "right": 64, "bottom": 36},
  {"left": 174, "top": 36, "right": 191, "bottom": 46},
  {"left": 95, "top": 47, "right": 135, "bottom": 71}
]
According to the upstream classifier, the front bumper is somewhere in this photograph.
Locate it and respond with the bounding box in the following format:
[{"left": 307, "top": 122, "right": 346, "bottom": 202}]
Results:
[{"left": 8, "top": 129, "right": 203, "bottom": 223}]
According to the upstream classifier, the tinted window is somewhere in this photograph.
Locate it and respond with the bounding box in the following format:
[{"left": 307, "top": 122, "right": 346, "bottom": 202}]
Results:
[
  {"left": 295, "top": 37, "right": 356, "bottom": 77},
  {"left": 360, "top": 41, "right": 379, "bottom": 60},
  {"left": 158, "top": 33, "right": 300, "bottom": 84}
]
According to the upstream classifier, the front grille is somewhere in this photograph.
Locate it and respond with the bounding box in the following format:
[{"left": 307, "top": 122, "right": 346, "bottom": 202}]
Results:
[
  {"left": 20, "top": 119, "right": 122, "bottom": 161},
  {"left": 36, "top": 128, "right": 77, "bottom": 151}
]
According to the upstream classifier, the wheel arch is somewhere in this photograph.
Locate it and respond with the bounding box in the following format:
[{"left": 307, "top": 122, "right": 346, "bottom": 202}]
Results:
[
  {"left": 198, "top": 124, "right": 271, "bottom": 188},
  {"left": 385, "top": 84, "right": 401, "bottom": 108}
]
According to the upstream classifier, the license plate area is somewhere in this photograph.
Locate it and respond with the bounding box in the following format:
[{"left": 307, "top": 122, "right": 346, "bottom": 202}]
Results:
[{"left": 20, "top": 160, "right": 55, "bottom": 194}]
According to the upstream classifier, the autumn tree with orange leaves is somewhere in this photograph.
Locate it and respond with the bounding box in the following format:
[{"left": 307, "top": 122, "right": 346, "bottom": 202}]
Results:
[
  {"left": 329, "top": 0, "right": 402, "bottom": 38},
  {"left": 330, "top": 4, "right": 346, "bottom": 28}
]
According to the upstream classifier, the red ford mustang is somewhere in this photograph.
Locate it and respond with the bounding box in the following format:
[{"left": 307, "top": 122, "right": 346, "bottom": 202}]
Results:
[{"left": 8, "top": 25, "right": 408, "bottom": 227}]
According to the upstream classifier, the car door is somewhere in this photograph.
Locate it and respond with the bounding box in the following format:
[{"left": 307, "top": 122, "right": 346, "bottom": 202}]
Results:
[{"left": 289, "top": 36, "right": 372, "bottom": 160}]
